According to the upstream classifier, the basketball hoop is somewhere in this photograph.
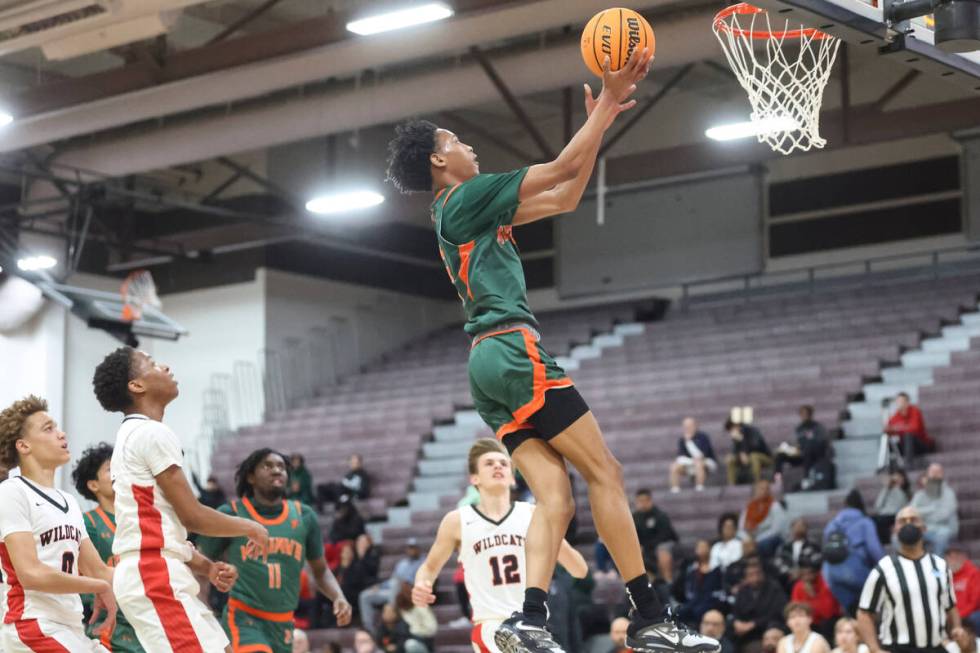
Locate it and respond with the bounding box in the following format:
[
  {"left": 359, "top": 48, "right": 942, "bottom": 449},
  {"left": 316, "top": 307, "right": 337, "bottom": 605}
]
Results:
[
  {"left": 713, "top": 3, "right": 842, "bottom": 155},
  {"left": 120, "top": 270, "right": 161, "bottom": 322}
]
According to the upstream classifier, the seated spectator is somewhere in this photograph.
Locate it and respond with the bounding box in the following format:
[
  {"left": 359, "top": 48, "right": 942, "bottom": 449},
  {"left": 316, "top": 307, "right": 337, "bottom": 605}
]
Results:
[
  {"left": 822, "top": 490, "right": 883, "bottom": 615},
  {"left": 355, "top": 628, "right": 384, "bottom": 653},
  {"left": 739, "top": 479, "right": 789, "bottom": 558},
  {"left": 329, "top": 494, "right": 366, "bottom": 544},
  {"left": 289, "top": 453, "right": 316, "bottom": 506},
  {"left": 831, "top": 617, "right": 869, "bottom": 653},
  {"left": 910, "top": 463, "right": 959, "bottom": 555},
  {"left": 884, "top": 392, "right": 935, "bottom": 462},
  {"left": 670, "top": 417, "right": 718, "bottom": 493},
  {"left": 632, "top": 488, "right": 678, "bottom": 582},
  {"left": 948, "top": 544, "right": 980, "bottom": 634},
  {"left": 774, "top": 406, "right": 835, "bottom": 492},
  {"left": 949, "top": 623, "right": 980, "bottom": 653},
  {"left": 359, "top": 539, "right": 423, "bottom": 629},
  {"left": 376, "top": 603, "right": 410, "bottom": 653},
  {"left": 774, "top": 518, "right": 822, "bottom": 591},
  {"left": 731, "top": 559, "right": 788, "bottom": 650},
  {"left": 606, "top": 616, "right": 631, "bottom": 653},
  {"left": 192, "top": 472, "right": 227, "bottom": 509},
  {"left": 871, "top": 469, "right": 911, "bottom": 544},
  {"left": 333, "top": 537, "right": 379, "bottom": 624},
  {"left": 594, "top": 539, "right": 617, "bottom": 578},
  {"left": 710, "top": 513, "right": 744, "bottom": 572},
  {"left": 790, "top": 556, "right": 841, "bottom": 637},
  {"left": 318, "top": 454, "right": 372, "bottom": 509},
  {"left": 293, "top": 628, "right": 310, "bottom": 653},
  {"left": 763, "top": 628, "right": 786, "bottom": 653},
  {"left": 394, "top": 582, "right": 437, "bottom": 653},
  {"left": 674, "top": 539, "right": 724, "bottom": 627},
  {"left": 778, "top": 603, "right": 831, "bottom": 653},
  {"left": 725, "top": 420, "right": 773, "bottom": 485},
  {"left": 701, "top": 609, "right": 736, "bottom": 653}
]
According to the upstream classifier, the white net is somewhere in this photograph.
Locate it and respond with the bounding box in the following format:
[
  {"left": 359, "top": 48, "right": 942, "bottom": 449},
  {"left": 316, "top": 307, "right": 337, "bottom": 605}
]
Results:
[
  {"left": 713, "top": 3, "right": 842, "bottom": 155},
  {"left": 121, "top": 270, "right": 161, "bottom": 322}
]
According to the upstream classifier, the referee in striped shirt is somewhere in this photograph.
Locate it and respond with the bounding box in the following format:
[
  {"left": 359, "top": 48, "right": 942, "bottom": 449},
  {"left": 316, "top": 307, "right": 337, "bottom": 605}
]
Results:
[{"left": 857, "top": 506, "right": 965, "bottom": 653}]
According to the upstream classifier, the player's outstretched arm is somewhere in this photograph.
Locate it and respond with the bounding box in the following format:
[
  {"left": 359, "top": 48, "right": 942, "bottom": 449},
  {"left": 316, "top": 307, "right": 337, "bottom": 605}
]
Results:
[
  {"left": 155, "top": 465, "right": 269, "bottom": 556},
  {"left": 309, "top": 557, "right": 353, "bottom": 626},
  {"left": 3, "top": 532, "right": 109, "bottom": 595},
  {"left": 517, "top": 48, "right": 652, "bottom": 203},
  {"left": 412, "top": 510, "right": 461, "bottom": 607},
  {"left": 557, "top": 539, "right": 589, "bottom": 579}
]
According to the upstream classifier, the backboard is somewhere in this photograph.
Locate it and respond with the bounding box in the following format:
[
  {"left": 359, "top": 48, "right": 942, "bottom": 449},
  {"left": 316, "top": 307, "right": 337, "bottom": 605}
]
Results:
[
  {"left": 36, "top": 281, "right": 187, "bottom": 347},
  {"left": 749, "top": 0, "right": 980, "bottom": 91}
]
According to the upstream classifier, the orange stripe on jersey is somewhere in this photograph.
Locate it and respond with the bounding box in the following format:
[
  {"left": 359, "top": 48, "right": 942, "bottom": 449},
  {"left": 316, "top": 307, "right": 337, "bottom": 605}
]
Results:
[
  {"left": 458, "top": 241, "right": 476, "bottom": 300},
  {"left": 95, "top": 507, "right": 116, "bottom": 534},
  {"left": 100, "top": 623, "right": 113, "bottom": 650},
  {"left": 241, "top": 497, "right": 289, "bottom": 526},
  {"left": 14, "top": 619, "right": 69, "bottom": 652},
  {"left": 84, "top": 511, "right": 96, "bottom": 530},
  {"left": 228, "top": 597, "right": 294, "bottom": 622}
]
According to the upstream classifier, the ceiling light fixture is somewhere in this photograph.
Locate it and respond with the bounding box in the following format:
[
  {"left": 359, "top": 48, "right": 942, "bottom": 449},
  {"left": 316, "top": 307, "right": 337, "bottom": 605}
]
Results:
[
  {"left": 705, "top": 116, "right": 800, "bottom": 142},
  {"left": 347, "top": 3, "right": 454, "bottom": 36},
  {"left": 17, "top": 255, "right": 57, "bottom": 271},
  {"left": 306, "top": 190, "right": 385, "bottom": 215}
]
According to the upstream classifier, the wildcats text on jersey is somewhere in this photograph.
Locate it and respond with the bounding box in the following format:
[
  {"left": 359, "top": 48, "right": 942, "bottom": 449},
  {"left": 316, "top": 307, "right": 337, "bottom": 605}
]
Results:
[
  {"left": 39, "top": 525, "right": 83, "bottom": 547},
  {"left": 472, "top": 533, "right": 526, "bottom": 555}
]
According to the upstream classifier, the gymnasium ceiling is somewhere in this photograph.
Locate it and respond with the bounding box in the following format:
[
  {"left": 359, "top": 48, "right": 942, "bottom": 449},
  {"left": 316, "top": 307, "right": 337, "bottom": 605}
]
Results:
[{"left": 0, "top": 0, "right": 978, "bottom": 297}]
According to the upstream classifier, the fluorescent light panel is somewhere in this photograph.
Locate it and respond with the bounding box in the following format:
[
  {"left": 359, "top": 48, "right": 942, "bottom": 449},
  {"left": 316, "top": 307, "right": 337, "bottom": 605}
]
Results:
[
  {"left": 705, "top": 116, "right": 800, "bottom": 141},
  {"left": 306, "top": 190, "right": 385, "bottom": 215},
  {"left": 347, "top": 3, "right": 453, "bottom": 35},
  {"left": 0, "top": 112, "right": 11, "bottom": 127},
  {"left": 17, "top": 255, "right": 57, "bottom": 271}
]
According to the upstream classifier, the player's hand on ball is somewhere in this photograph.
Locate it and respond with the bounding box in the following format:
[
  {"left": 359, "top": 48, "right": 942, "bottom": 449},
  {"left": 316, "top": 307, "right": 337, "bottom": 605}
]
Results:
[
  {"left": 209, "top": 561, "right": 238, "bottom": 593},
  {"left": 412, "top": 580, "right": 436, "bottom": 607},
  {"left": 334, "top": 597, "right": 353, "bottom": 626},
  {"left": 91, "top": 586, "right": 118, "bottom": 638},
  {"left": 598, "top": 47, "right": 653, "bottom": 110}
]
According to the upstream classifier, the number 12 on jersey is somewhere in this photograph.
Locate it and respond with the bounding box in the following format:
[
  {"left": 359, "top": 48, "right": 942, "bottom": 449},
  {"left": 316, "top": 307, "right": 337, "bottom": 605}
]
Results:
[{"left": 489, "top": 554, "right": 520, "bottom": 586}]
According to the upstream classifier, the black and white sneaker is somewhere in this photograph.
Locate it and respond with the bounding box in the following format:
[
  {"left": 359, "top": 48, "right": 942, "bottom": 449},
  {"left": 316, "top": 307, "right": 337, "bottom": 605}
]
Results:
[
  {"left": 627, "top": 610, "right": 721, "bottom": 653},
  {"left": 494, "top": 612, "right": 565, "bottom": 653}
]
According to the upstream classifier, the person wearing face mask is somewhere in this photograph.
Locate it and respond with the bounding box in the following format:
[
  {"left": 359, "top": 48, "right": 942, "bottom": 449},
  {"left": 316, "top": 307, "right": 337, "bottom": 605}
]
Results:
[
  {"left": 910, "top": 464, "right": 959, "bottom": 556},
  {"left": 856, "top": 506, "right": 963, "bottom": 653}
]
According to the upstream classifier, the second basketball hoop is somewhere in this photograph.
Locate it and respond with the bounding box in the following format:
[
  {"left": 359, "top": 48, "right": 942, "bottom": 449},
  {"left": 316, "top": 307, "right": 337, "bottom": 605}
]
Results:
[{"left": 713, "top": 3, "right": 842, "bottom": 155}]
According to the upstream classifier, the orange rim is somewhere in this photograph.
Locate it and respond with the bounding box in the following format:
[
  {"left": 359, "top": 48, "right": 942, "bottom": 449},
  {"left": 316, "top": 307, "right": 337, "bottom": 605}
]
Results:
[{"left": 713, "top": 3, "right": 834, "bottom": 40}]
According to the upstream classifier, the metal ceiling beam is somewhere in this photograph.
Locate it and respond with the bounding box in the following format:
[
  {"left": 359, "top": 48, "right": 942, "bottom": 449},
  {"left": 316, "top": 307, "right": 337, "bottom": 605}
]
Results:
[
  {"left": 201, "top": 170, "right": 244, "bottom": 204},
  {"left": 470, "top": 46, "right": 555, "bottom": 160},
  {"left": 215, "top": 157, "right": 301, "bottom": 211},
  {"left": 871, "top": 70, "right": 921, "bottom": 111},
  {"left": 205, "top": 0, "right": 286, "bottom": 45}
]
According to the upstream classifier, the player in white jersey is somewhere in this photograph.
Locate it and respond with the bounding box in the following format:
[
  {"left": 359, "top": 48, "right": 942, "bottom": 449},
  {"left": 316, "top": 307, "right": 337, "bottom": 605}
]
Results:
[
  {"left": 412, "top": 439, "right": 588, "bottom": 653},
  {"left": 93, "top": 347, "right": 270, "bottom": 653},
  {"left": 0, "top": 395, "right": 117, "bottom": 652}
]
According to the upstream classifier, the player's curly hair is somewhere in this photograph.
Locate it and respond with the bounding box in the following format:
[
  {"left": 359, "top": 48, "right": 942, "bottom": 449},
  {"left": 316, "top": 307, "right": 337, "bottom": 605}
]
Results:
[
  {"left": 72, "top": 442, "right": 114, "bottom": 502},
  {"left": 386, "top": 119, "right": 439, "bottom": 193},
  {"left": 0, "top": 395, "right": 48, "bottom": 467},
  {"left": 235, "top": 448, "right": 291, "bottom": 498},
  {"left": 93, "top": 347, "right": 135, "bottom": 413}
]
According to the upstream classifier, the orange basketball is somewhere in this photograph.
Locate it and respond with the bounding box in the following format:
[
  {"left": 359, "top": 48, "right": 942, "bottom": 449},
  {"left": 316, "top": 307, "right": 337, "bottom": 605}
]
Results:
[{"left": 581, "top": 8, "right": 655, "bottom": 78}]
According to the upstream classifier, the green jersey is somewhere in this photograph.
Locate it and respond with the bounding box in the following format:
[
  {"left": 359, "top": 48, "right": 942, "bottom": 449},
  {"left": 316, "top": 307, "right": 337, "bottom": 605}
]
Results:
[
  {"left": 434, "top": 168, "right": 536, "bottom": 336},
  {"left": 197, "top": 498, "right": 323, "bottom": 614}
]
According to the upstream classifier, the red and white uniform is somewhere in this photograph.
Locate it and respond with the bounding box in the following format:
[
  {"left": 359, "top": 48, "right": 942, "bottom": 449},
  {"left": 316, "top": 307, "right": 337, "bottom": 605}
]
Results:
[
  {"left": 0, "top": 476, "right": 108, "bottom": 652},
  {"left": 458, "top": 501, "right": 533, "bottom": 653},
  {"left": 111, "top": 414, "right": 227, "bottom": 653}
]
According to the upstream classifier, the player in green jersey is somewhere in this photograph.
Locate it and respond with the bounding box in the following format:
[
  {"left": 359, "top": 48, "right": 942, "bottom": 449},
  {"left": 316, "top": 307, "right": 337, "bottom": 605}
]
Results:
[
  {"left": 73, "top": 442, "right": 240, "bottom": 652},
  {"left": 198, "top": 448, "right": 352, "bottom": 653},
  {"left": 386, "top": 51, "right": 719, "bottom": 653}
]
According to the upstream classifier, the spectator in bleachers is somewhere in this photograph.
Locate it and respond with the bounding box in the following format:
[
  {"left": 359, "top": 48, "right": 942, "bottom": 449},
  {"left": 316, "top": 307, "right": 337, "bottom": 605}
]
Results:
[
  {"left": 725, "top": 419, "right": 773, "bottom": 486},
  {"left": 774, "top": 406, "right": 835, "bottom": 492},
  {"left": 359, "top": 539, "right": 423, "bottom": 629},
  {"left": 674, "top": 539, "right": 724, "bottom": 627},
  {"left": 290, "top": 453, "right": 316, "bottom": 506},
  {"left": 910, "top": 463, "right": 959, "bottom": 556},
  {"left": 710, "top": 513, "right": 744, "bottom": 572},
  {"left": 774, "top": 518, "right": 822, "bottom": 591},
  {"left": 394, "top": 582, "right": 437, "bottom": 653},
  {"left": 739, "top": 479, "right": 790, "bottom": 558},
  {"left": 594, "top": 539, "right": 616, "bottom": 578},
  {"left": 790, "top": 556, "right": 841, "bottom": 638},
  {"left": 950, "top": 623, "right": 980, "bottom": 653},
  {"left": 606, "top": 616, "right": 631, "bottom": 653},
  {"left": 376, "top": 603, "right": 410, "bottom": 653},
  {"left": 871, "top": 469, "right": 911, "bottom": 544},
  {"left": 822, "top": 490, "right": 883, "bottom": 615},
  {"left": 355, "top": 628, "right": 384, "bottom": 653},
  {"left": 830, "top": 617, "right": 868, "bottom": 653},
  {"left": 701, "top": 609, "right": 736, "bottom": 653},
  {"left": 731, "top": 559, "right": 789, "bottom": 651},
  {"left": 318, "top": 454, "right": 372, "bottom": 509},
  {"left": 192, "top": 471, "right": 227, "bottom": 509},
  {"left": 329, "top": 494, "right": 366, "bottom": 544},
  {"left": 335, "top": 536, "right": 380, "bottom": 624},
  {"left": 777, "top": 603, "right": 831, "bottom": 653},
  {"left": 292, "top": 628, "right": 310, "bottom": 653},
  {"left": 947, "top": 544, "right": 980, "bottom": 634},
  {"left": 632, "top": 488, "right": 678, "bottom": 582},
  {"left": 763, "top": 627, "right": 786, "bottom": 653},
  {"left": 670, "top": 417, "right": 718, "bottom": 494},
  {"left": 885, "top": 392, "right": 935, "bottom": 461}
]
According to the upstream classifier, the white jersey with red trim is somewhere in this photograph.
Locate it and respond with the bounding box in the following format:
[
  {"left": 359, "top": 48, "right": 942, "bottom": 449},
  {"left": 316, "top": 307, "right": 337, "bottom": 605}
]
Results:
[
  {"left": 458, "top": 501, "right": 532, "bottom": 623},
  {"left": 0, "top": 476, "right": 87, "bottom": 627},
  {"left": 111, "top": 415, "right": 193, "bottom": 561}
]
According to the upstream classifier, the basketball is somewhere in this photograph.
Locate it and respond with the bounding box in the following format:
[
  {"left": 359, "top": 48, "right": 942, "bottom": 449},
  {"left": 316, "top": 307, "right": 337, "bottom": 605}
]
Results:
[{"left": 581, "top": 8, "right": 656, "bottom": 78}]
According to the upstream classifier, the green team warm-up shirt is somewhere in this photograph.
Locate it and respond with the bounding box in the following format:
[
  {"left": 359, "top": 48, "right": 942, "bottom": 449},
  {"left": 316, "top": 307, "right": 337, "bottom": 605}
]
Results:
[
  {"left": 433, "top": 168, "right": 537, "bottom": 336},
  {"left": 197, "top": 497, "right": 323, "bottom": 613}
]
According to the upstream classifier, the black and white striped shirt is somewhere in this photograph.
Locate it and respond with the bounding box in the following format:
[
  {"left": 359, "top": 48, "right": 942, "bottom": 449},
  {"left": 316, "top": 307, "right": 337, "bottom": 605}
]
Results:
[{"left": 858, "top": 552, "right": 956, "bottom": 649}]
